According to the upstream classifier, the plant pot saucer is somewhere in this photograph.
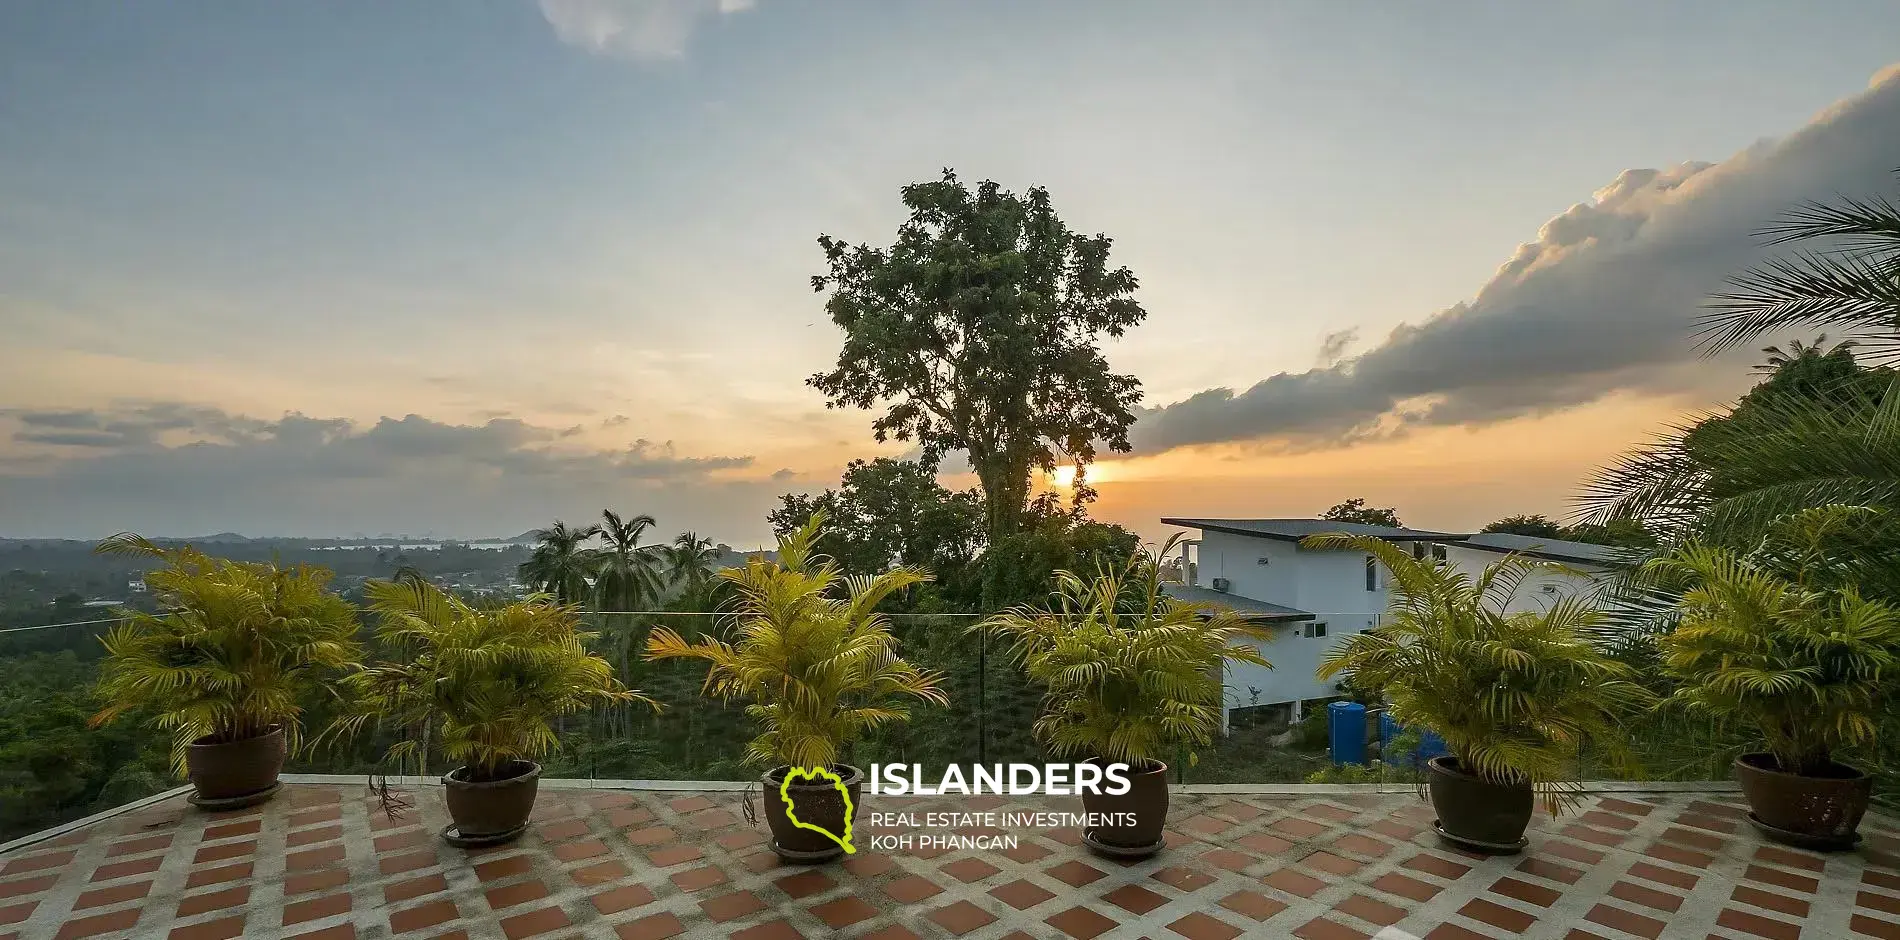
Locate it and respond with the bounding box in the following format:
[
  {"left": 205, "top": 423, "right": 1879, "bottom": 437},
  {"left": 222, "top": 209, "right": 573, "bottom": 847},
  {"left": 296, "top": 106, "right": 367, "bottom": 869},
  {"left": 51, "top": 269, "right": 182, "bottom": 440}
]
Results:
[
  {"left": 188, "top": 782, "right": 281, "bottom": 812},
  {"left": 1746, "top": 812, "right": 1862, "bottom": 852},
  {"left": 1083, "top": 828, "right": 1164, "bottom": 860},
  {"left": 770, "top": 840, "right": 846, "bottom": 865},
  {"left": 441, "top": 823, "right": 527, "bottom": 849},
  {"left": 1432, "top": 819, "right": 1526, "bottom": 856}
]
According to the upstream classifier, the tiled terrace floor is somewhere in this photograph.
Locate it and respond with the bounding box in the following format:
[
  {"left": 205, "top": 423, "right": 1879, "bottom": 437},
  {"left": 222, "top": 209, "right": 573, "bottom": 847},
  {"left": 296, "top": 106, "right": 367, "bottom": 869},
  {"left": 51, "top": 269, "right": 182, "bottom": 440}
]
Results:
[{"left": 3, "top": 781, "right": 1899, "bottom": 940}]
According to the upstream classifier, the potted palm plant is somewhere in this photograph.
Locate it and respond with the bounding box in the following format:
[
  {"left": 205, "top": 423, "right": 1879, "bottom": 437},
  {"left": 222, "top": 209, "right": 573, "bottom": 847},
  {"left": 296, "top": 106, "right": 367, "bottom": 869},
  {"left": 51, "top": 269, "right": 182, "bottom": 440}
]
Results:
[
  {"left": 1305, "top": 533, "right": 1651, "bottom": 854},
  {"left": 645, "top": 514, "right": 946, "bottom": 863},
  {"left": 1645, "top": 506, "right": 1900, "bottom": 850},
  {"left": 328, "top": 576, "right": 652, "bottom": 846},
  {"left": 980, "top": 534, "right": 1272, "bottom": 859},
  {"left": 89, "top": 534, "right": 361, "bottom": 809}
]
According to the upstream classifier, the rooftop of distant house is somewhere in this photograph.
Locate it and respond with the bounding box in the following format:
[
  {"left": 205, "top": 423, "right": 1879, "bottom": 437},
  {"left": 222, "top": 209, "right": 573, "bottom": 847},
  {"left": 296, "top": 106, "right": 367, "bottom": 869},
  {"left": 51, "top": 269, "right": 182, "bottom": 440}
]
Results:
[
  {"left": 1160, "top": 583, "right": 1315, "bottom": 623},
  {"left": 1160, "top": 518, "right": 1462, "bottom": 543},
  {"left": 1161, "top": 518, "right": 1632, "bottom": 568},
  {"left": 1454, "top": 531, "right": 1638, "bottom": 567}
]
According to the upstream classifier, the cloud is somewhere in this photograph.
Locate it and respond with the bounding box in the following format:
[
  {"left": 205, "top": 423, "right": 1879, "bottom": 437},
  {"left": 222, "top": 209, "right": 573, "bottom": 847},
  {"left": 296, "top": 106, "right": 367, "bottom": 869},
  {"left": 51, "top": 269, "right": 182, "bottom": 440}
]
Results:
[
  {"left": 1315, "top": 328, "right": 1359, "bottom": 367},
  {"left": 1133, "top": 65, "right": 1900, "bottom": 454},
  {"left": 537, "top": 0, "right": 756, "bottom": 61},
  {"left": 0, "top": 403, "right": 772, "bottom": 539},
  {"left": 8, "top": 403, "right": 273, "bottom": 449}
]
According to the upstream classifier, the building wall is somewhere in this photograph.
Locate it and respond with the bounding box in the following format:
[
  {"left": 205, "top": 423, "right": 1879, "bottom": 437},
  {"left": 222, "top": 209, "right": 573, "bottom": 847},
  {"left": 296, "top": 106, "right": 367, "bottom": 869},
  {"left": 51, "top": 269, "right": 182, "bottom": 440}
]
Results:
[
  {"left": 1195, "top": 529, "right": 1620, "bottom": 714},
  {"left": 1195, "top": 530, "right": 1395, "bottom": 710},
  {"left": 1193, "top": 531, "right": 1298, "bottom": 601},
  {"left": 1438, "top": 545, "right": 1612, "bottom": 613}
]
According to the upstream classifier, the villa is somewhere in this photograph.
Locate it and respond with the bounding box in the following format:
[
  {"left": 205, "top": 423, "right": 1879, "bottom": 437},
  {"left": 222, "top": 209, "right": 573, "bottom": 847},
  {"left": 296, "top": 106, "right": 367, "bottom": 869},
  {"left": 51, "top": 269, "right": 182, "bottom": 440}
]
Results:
[{"left": 1158, "top": 518, "right": 1630, "bottom": 723}]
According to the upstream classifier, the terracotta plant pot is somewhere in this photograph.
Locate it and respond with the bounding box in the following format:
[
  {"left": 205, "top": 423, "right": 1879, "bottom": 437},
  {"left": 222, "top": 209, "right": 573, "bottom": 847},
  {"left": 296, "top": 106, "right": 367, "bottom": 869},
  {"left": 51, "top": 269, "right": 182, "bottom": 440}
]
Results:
[
  {"left": 442, "top": 761, "right": 541, "bottom": 846},
  {"left": 1081, "top": 757, "right": 1169, "bottom": 859},
  {"left": 762, "top": 764, "right": 862, "bottom": 863},
  {"left": 1426, "top": 756, "right": 1533, "bottom": 854},
  {"left": 186, "top": 725, "right": 286, "bottom": 809},
  {"left": 1733, "top": 752, "right": 1870, "bottom": 850}
]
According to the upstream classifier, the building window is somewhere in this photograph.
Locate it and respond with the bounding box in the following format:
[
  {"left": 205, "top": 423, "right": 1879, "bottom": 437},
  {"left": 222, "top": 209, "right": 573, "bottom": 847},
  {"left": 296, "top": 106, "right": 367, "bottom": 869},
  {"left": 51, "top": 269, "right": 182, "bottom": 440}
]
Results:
[
  {"left": 1365, "top": 556, "right": 1378, "bottom": 591},
  {"left": 1431, "top": 544, "right": 1447, "bottom": 562},
  {"left": 1303, "top": 622, "right": 1329, "bottom": 639}
]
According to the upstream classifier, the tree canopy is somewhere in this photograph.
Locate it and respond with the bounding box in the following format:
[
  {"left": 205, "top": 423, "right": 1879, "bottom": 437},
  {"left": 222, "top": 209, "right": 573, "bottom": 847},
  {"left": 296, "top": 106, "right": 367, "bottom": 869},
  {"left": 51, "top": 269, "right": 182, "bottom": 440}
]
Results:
[
  {"left": 1481, "top": 514, "right": 1565, "bottom": 538},
  {"left": 1322, "top": 498, "right": 1402, "bottom": 528},
  {"left": 808, "top": 170, "right": 1147, "bottom": 544},
  {"left": 1481, "top": 513, "right": 1656, "bottom": 549},
  {"left": 768, "top": 458, "right": 983, "bottom": 580}
]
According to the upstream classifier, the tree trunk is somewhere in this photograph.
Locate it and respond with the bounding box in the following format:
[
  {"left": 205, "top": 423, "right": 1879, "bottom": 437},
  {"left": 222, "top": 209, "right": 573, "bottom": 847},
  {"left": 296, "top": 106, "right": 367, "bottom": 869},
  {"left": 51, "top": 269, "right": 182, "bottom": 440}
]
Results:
[{"left": 975, "top": 457, "right": 1031, "bottom": 547}]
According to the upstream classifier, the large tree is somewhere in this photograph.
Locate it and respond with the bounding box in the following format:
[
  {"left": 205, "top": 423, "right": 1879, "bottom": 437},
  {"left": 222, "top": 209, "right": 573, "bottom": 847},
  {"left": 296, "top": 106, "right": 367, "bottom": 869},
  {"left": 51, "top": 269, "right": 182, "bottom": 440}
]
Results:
[{"left": 808, "top": 170, "right": 1148, "bottom": 544}]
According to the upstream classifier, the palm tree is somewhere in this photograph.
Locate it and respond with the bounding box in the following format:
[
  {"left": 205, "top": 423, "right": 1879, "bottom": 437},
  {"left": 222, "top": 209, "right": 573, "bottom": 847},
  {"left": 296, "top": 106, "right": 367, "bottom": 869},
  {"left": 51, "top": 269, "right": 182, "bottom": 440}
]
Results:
[
  {"left": 592, "top": 511, "right": 663, "bottom": 614},
  {"left": 1755, "top": 334, "right": 1855, "bottom": 374},
  {"left": 1700, "top": 169, "right": 1900, "bottom": 363},
  {"left": 517, "top": 521, "right": 599, "bottom": 604},
  {"left": 1643, "top": 506, "right": 1900, "bottom": 777},
  {"left": 644, "top": 513, "right": 946, "bottom": 769},
  {"left": 664, "top": 532, "right": 722, "bottom": 606},
  {"left": 1304, "top": 533, "right": 1650, "bottom": 812},
  {"left": 588, "top": 511, "right": 663, "bottom": 735},
  {"left": 1584, "top": 173, "right": 1900, "bottom": 554}
]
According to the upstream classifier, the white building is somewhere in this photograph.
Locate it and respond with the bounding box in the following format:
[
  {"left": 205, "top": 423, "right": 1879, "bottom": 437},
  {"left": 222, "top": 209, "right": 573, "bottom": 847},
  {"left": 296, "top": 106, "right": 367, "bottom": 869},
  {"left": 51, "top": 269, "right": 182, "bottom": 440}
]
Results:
[
  {"left": 1158, "top": 518, "right": 1630, "bottom": 726},
  {"left": 1441, "top": 532, "right": 1628, "bottom": 614}
]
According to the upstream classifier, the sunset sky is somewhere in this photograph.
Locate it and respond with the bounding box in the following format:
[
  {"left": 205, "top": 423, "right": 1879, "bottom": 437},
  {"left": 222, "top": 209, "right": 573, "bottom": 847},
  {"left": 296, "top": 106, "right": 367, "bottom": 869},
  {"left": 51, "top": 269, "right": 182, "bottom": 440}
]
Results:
[{"left": 4, "top": 2, "right": 1900, "bottom": 544}]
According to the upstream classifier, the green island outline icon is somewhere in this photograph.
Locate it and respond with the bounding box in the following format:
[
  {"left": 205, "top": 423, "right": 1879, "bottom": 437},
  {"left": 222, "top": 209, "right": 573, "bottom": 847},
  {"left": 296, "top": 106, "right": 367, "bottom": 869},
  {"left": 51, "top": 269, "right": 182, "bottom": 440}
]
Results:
[{"left": 780, "top": 766, "right": 856, "bottom": 854}]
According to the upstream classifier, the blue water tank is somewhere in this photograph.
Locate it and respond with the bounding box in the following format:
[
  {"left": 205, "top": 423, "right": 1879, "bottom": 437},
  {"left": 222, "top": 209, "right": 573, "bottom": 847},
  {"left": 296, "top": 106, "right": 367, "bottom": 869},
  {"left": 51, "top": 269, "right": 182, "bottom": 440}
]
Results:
[
  {"left": 1379, "top": 712, "right": 1448, "bottom": 768},
  {"left": 1328, "top": 701, "right": 1367, "bottom": 766}
]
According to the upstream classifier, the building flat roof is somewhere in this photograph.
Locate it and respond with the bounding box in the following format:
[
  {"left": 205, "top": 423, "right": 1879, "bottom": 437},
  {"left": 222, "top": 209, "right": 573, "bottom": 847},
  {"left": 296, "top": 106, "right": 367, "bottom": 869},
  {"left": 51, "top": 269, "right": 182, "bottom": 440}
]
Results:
[
  {"left": 1161, "top": 517, "right": 1462, "bottom": 543},
  {"left": 1455, "top": 531, "right": 1637, "bottom": 567},
  {"left": 1162, "top": 583, "right": 1316, "bottom": 622}
]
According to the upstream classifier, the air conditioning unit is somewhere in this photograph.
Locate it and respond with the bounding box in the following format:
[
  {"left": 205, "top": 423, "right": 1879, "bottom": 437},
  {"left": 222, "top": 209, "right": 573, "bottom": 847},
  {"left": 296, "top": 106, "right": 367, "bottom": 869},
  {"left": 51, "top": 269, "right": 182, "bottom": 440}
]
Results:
[{"left": 1211, "top": 577, "right": 1231, "bottom": 592}]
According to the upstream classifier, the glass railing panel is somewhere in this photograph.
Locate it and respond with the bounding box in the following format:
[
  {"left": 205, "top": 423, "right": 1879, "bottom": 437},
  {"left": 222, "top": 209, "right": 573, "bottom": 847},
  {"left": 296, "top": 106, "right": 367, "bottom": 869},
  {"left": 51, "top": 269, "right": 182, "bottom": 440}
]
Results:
[
  {"left": 0, "top": 617, "right": 182, "bottom": 843},
  {"left": 853, "top": 614, "right": 983, "bottom": 772},
  {"left": 568, "top": 610, "right": 752, "bottom": 781},
  {"left": 1579, "top": 713, "right": 1747, "bottom": 785}
]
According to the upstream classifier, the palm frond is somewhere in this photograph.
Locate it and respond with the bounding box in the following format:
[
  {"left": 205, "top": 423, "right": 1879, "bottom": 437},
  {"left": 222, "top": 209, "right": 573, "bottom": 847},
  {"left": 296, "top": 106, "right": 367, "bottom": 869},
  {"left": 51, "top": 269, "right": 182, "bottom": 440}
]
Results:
[
  {"left": 976, "top": 534, "right": 1270, "bottom": 766},
  {"left": 1298, "top": 534, "right": 1653, "bottom": 814},
  {"left": 641, "top": 513, "right": 942, "bottom": 768},
  {"left": 89, "top": 536, "right": 364, "bottom": 775}
]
